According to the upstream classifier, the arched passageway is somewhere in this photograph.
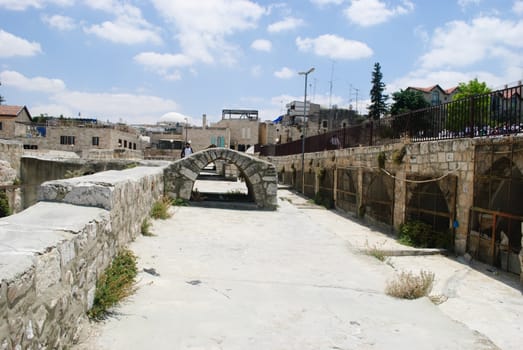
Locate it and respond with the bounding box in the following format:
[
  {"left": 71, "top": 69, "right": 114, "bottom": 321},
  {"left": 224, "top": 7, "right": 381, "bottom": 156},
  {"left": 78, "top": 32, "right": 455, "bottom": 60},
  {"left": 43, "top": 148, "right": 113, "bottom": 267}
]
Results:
[{"left": 164, "top": 148, "right": 278, "bottom": 210}]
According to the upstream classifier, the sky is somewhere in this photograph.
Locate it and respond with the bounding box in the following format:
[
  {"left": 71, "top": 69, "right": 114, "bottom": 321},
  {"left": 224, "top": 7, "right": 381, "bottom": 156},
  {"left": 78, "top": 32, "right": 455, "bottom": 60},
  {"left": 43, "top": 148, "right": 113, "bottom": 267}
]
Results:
[{"left": 1, "top": 0, "right": 523, "bottom": 126}]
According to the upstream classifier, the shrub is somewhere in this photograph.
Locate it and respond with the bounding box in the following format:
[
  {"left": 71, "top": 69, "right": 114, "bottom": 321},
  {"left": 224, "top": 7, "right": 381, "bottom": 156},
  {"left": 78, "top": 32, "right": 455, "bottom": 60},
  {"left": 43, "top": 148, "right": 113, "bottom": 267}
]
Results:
[
  {"left": 398, "top": 220, "right": 452, "bottom": 249},
  {"left": 313, "top": 192, "right": 334, "bottom": 209},
  {"left": 386, "top": 270, "right": 435, "bottom": 299},
  {"left": 171, "top": 198, "right": 188, "bottom": 206},
  {"left": 0, "top": 191, "right": 11, "bottom": 218},
  {"left": 377, "top": 151, "right": 386, "bottom": 169},
  {"left": 141, "top": 218, "right": 153, "bottom": 236},
  {"left": 392, "top": 146, "right": 407, "bottom": 164},
  {"left": 364, "top": 240, "right": 387, "bottom": 261},
  {"left": 87, "top": 249, "right": 138, "bottom": 320},
  {"left": 150, "top": 197, "right": 172, "bottom": 219}
]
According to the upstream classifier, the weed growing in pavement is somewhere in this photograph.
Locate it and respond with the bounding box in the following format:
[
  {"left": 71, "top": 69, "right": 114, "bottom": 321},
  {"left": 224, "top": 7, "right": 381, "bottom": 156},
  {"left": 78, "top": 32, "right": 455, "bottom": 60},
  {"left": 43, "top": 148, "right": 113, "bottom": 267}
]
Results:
[
  {"left": 385, "top": 270, "right": 435, "bottom": 299},
  {"left": 364, "top": 240, "right": 388, "bottom": 262},
  {"left": 87, "top": 249, "right": 138, "bottom": 321},
  {"left": 171, "top": 197, "right": 188, "bottom": 206},
  {"left": 150, "top": 197, "right": 172, "bottom": 220},
  {"left": 141, "top": 218, "right": 154, "bottom": 236}
]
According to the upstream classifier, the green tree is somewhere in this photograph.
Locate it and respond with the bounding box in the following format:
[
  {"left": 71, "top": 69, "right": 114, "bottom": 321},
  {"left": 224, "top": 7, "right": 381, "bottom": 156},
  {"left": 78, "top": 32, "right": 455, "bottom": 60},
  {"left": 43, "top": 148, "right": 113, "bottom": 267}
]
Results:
[
  {"left": 0, "top": 81, "right": 4, "bottom": 104},
  {"left": 390, "top": 89, "right": 430, "bottom": 115},
  {"left": 446, "top": 78, "right": 491, "bottom": 132},
  {"left": 368, "top": 62, "right": 388, "bottom": 120},
  {"left": 452, "top": 78, "right": 491, "bottom": 101},
  {"left": 390, "top": 89, "right": 431, "bottom": 137}
]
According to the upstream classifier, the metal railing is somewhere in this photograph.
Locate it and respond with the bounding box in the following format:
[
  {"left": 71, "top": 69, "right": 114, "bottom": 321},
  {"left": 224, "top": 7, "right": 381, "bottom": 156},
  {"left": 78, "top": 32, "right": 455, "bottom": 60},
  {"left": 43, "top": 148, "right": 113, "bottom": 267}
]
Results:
[{"left": 257, "top": 84, "right": 523, "bottom": 156}]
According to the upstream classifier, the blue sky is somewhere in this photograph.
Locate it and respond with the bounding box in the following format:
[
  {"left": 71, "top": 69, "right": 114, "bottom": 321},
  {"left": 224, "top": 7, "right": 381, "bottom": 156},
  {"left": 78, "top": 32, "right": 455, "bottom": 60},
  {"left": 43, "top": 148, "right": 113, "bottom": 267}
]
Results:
[{"left": 1, "top": 0, "right": 522, "bottom": 125}]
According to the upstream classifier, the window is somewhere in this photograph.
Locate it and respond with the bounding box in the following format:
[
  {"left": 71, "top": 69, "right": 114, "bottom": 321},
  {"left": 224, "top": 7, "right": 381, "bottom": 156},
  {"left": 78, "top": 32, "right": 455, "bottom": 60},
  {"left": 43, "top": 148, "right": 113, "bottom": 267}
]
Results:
[
  {"left": 241, "top": 127, "right": 251, "bottom": 139},
  {"left": 0, "top": 121, "right": 2, "bottom": 130},
  {"left": 92, "top": 136, "right": 100, "bottom": 146},
  {"left": 118, "top": 139, "right": 122, "bottom": 147},
  {"left": 133, "top": 143, "right": 136, "bottom": 150},
  {"left": 431, "top": 91, "right": 440, "bottom": 105},
  {"left": 124, "top": 140, "right": 128, "bottom": 148},
  {"left": 322, "top": 120, "right": 328, "bottom": 128},
  {"left": 60, "top": 136, "right": 75, "bottom": 145}
]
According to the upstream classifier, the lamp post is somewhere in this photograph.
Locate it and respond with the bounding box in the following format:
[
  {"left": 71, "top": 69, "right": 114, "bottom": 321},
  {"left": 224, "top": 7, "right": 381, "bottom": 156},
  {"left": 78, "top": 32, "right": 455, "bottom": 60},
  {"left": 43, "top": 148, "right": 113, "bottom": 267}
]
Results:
[
  {"left": 184, "top": 118, "right": 188, "bottom": 144},
  {"left": 299, "top": 67, "right": 315, "bottom": 194}
]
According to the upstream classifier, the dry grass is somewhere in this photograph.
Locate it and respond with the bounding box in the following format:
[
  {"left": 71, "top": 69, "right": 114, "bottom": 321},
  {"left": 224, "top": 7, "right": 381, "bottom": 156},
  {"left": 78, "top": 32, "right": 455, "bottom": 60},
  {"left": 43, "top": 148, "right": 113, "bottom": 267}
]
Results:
[
  {"left": 150, "top": 197, "right": 172, "bottom": 220},
  {"left": 385, "top": 270, "right": 435, "bottom": 299},
  {"left": 364, "top": 240, "right": 387, "bottom": 262}
]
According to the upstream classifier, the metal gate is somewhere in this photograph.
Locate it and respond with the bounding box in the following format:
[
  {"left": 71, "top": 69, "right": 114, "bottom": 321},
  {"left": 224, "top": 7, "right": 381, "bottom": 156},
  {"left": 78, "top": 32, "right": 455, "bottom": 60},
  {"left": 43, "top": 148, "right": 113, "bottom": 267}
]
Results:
[
  {"left": 336, "top": 168, "right": 358, "bottom": 214},
  {"left": 468, "top": 141, "right": 523, "bottom": 274},
  {"left": 362, "top": 171, "right": 395, "bottom": 226},
  {"left": 405, "top": 176, "right": 457, "bottom": 249}
]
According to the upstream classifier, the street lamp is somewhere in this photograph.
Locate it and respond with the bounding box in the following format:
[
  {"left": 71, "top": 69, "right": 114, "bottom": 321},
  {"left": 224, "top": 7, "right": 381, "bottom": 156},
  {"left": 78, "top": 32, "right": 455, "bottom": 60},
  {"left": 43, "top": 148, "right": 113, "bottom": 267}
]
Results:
[
  {"left": 299, "top": 67, "right": 315, "bottom": 194},
  {"left": 184, "top": 117, "right": 188, "bottom": 144}
]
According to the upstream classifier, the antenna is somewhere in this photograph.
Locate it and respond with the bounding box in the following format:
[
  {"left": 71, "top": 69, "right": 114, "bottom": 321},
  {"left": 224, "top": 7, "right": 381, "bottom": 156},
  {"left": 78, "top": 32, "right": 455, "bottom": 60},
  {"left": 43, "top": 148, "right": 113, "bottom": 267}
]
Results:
[
  {"left": 329, "top": 61, "right": 335, "bottom": 108},
  {"left": 349, "top": 84, "right": 360, "bottom": 114}
]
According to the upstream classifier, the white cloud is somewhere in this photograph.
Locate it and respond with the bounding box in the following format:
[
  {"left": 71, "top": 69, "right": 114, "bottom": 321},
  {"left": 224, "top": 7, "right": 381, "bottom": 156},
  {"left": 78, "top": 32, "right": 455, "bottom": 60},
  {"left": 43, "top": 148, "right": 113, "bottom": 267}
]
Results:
[
  {"left": 344, "top": 0, "right": 414, "bottom": 27},
  {"left": 310, "top": 0, "right": 344, "bottom": 6},
  {"left": 0, "top": 0, "right": 72, "bottom": 11},
  {"left": 50, "top": 91, "right": 178, "bottom": 123},
  {"left": 42, "top": 14, "right": 76, "bottom": 31},
  {"left": 274, "top": 67, "right": 295, "bottom": 79},
  {"left": 2, "top": 70, "right": 178, "bottom": 124},
  {"left": 133, "top": 52, "right": 194, "bottom": 79},
  {"left": 419, "top": 17, "right": 523, "bottom": 70},
  {"left": 514, "top": 0, "right": 523, "bottom": 15},
  {"left": 84, "top": 20, "right": 162, "bottom": 45},
  {"left": 251, "top": 39, "right": 272, "bottom": 52},
  {"left": 267, "top": 17, "right": 304, "bottom": 33},
  {"left": 0, "top": 30, "right": 42, "bottom": 57},
  {"left": 84, "top": 1, "right": 162, "bottom": 45},
  {"left": 0, "top": 70, "right": 65, "bottom": 93},
  {"left": 151, "top": 0, "right": 265, "bottom": 65},
  {"left": 296, "top": 34, "right": 373, "bottom": 60}
]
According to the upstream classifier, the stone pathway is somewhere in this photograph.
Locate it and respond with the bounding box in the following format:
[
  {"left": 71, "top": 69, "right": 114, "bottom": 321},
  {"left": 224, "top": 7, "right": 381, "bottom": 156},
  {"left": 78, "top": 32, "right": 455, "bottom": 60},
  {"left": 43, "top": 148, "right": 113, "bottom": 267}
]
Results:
[{"left": 76, "top": 185, "right": 522, "bottom": 350}]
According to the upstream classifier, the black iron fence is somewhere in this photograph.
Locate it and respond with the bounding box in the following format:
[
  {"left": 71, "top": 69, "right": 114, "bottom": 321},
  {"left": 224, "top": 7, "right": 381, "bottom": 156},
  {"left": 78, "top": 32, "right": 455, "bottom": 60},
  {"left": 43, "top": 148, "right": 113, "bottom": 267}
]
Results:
[{"left": 257, "top": 84, "right": 523, "bottom": 157}]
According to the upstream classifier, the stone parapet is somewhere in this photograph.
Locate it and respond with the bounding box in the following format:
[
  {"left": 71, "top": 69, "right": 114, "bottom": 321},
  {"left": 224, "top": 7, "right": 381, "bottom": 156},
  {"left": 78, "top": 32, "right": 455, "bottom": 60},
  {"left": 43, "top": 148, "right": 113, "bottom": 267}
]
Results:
[{"left": 0, "top": 165, "right": 165, "bottom": 348}]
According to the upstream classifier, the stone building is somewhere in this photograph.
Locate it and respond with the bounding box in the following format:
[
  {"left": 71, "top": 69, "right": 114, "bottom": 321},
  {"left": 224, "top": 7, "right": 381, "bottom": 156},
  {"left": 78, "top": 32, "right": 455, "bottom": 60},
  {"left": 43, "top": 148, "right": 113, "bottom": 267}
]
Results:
[
  {"left": 0, "top": 106, "right": 146, "bottom": 154},
  {"left": 0, "top": 105, "right": 32, "bottom": 139},
  {"left": 213, "top": 109, "right": 259, "bottom": 151},
  {"left": 406, "top": 85, "right": 458, "bottom": 105},
  {"left": 17, "top": 122, "right": 145, "bottom": 153},
  {"left": 145, "top": 115, "right": 230, "bottom": 159}
]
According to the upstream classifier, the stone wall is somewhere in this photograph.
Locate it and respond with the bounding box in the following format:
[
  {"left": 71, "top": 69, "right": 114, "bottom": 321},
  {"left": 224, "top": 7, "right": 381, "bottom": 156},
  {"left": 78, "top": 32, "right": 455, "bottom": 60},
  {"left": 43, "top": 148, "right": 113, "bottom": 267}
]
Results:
[
  {"left": 265, "top": 136, "right": 523, "bottom": 283},
  {"left": 0, "top": 140, "right": 22, "bottom": 176},
  {"left": 265, "top": 138, "right": 477, "bottom": 252},
  {"left": 0, "top": 165, "right": 165, "bottom": 348}
]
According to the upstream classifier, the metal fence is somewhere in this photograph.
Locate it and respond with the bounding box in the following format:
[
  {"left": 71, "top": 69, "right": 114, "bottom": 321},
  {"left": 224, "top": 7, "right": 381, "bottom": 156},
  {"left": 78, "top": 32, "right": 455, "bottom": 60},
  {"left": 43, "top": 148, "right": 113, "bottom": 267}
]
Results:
[{"left": 257, "top": 84, "right": 523, "bottom": 157}]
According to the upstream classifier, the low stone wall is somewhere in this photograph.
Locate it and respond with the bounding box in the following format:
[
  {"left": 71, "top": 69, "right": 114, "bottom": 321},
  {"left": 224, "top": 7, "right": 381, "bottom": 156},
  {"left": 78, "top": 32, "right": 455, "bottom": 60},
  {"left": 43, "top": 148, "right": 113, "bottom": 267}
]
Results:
[{"left": 0, "top": 165, "right": 165, "bottom": 348}]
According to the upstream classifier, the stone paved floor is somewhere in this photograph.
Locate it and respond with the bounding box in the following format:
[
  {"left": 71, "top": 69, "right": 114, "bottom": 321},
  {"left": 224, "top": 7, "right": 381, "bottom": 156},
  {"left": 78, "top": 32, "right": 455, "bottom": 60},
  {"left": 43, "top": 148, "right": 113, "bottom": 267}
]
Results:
[{"left": 76, "top": 182, "right": 522, "bottom": 350}]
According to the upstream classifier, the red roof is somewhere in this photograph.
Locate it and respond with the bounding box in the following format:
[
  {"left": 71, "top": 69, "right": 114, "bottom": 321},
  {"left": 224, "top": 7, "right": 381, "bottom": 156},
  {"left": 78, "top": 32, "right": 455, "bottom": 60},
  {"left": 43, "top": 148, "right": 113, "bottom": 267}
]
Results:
[
  {"left": 408, "top": 85, "right": 458, "bottom": 95},
  {"left": 0, "top": 105, "right": 24, "bottom": 117}
]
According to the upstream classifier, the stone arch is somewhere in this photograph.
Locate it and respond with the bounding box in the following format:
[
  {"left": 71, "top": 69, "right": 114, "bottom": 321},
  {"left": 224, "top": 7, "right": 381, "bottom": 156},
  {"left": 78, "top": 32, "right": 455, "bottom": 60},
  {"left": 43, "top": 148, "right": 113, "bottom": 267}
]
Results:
[{"left": 164, "top": 148, "right": 278, "bottom": 210}]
